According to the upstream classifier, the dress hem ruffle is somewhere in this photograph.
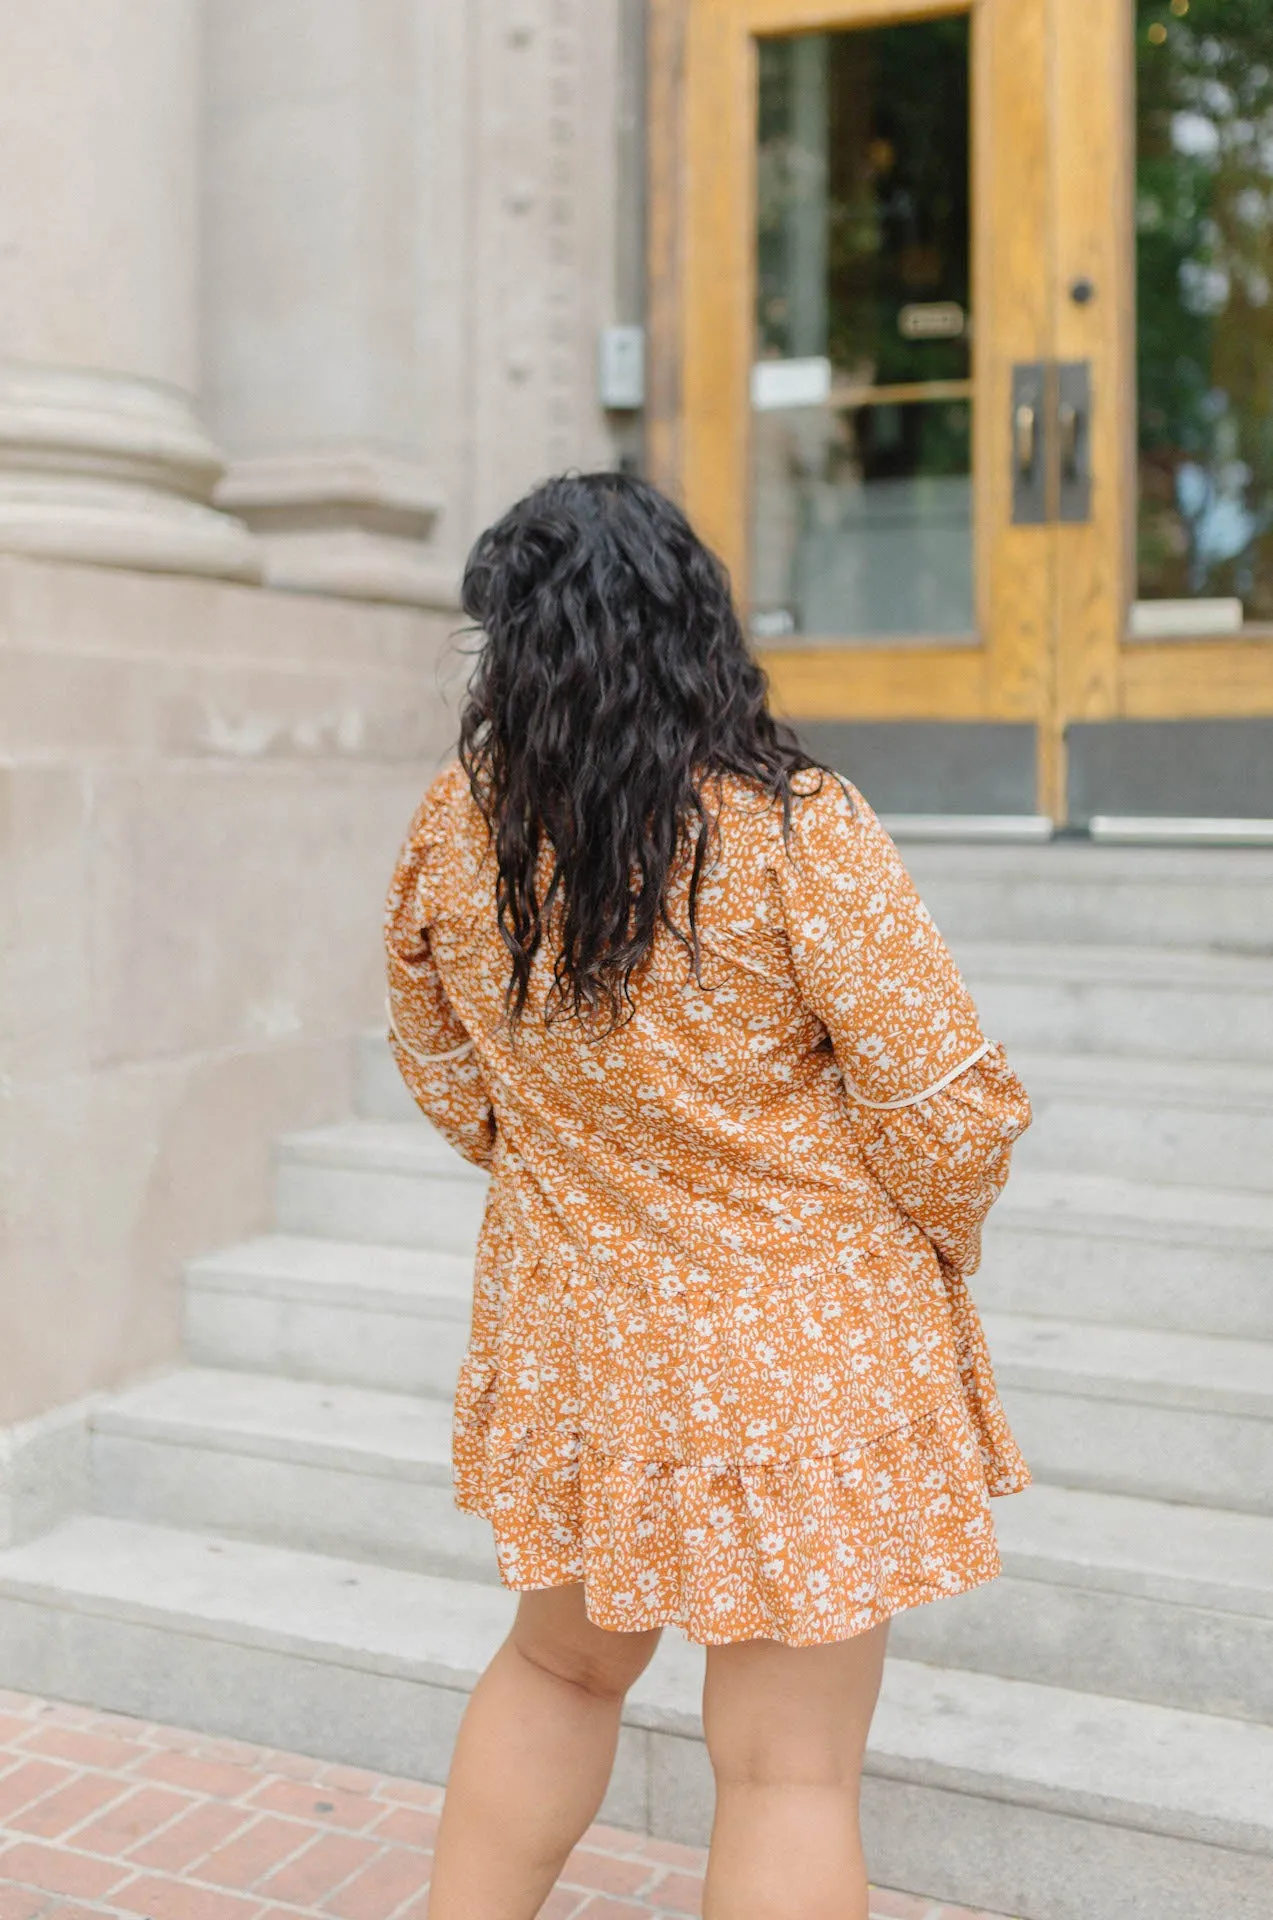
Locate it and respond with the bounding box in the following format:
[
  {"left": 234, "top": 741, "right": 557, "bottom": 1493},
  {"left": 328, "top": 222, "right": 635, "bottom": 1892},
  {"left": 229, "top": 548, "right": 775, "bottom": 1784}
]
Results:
[
  {"left": 466, "top": 1542, "right": 1012, "bottom": 1648},
  {"left": 453, "top": 1384, "right": 1031, "bottom": 1648}
]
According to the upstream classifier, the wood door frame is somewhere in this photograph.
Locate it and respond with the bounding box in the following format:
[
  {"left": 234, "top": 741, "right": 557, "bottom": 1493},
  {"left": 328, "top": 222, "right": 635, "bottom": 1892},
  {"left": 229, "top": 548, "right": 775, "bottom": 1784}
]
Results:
[
  {"left": 648, "top": 0, "right": 1273, "bottom": 817},
  {"left": 647, "top": 0, "right": 1064, "bottom": 805},
  {"left": 1018, "top": 3, "right": 1273, "bottom": 733}
]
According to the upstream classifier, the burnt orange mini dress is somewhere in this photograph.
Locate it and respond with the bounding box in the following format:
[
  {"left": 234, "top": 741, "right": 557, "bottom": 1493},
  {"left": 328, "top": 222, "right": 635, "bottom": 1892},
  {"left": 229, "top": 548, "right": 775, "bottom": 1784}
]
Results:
[{"left": 385, "top": 762, "right": 1032, "bottom": 1647}]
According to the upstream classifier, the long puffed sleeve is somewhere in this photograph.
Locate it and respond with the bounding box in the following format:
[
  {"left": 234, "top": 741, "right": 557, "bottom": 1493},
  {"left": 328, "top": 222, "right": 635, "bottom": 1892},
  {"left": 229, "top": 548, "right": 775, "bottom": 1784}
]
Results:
[
  {"left": 384, "top": 793, "right": 497, "bottom": 1170},
  {"left": 772, "top": 777, "right": 1030, "bottom": 1275}
]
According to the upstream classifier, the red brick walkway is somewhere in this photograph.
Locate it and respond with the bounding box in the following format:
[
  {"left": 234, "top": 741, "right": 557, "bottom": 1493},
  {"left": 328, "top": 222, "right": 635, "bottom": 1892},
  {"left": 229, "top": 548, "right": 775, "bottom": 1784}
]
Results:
[{"left": 0, "top": 1691, "right": 1012, "bottom": 1920}]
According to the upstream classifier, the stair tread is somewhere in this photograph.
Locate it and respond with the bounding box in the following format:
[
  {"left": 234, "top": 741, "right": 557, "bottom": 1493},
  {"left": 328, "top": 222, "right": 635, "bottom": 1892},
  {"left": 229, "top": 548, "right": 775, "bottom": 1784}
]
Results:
[
  {"left": 1012, "top": 1049, "right": 1273, "bottom": 1107},
  {"left": 995, "top": 1484, "right": 1273, "bottom": 1618},
  {"left": 168, "top": 1306, "right": 1272, "bottom": 1425},
  {"left": 110, "top": 1303, "right": 1273, "bottom": 1453},
  {"left": 277, "top": 1119, "right": 487, "bottom": 1180},
  {"left": 1, "top": 1516, "right": 1269, "bottom": 1853},
  {"left": 355, "top": 1037, "right": 1273, "bottom": 1109},
  {"left": 189, "top": 1183, "right": 1273, "bottom": 1307},
  {"left": 0, "top": 1514, "right": 510, "bottom": 1677},
  {"left": 905, "top": 841, "right": 1273, "bottom": 883},
  {"left": 956, "top": 940, "right": 1273, "bottom": 987},
  {"left": 187, "top": 1234, "right": 473, "bottom": 1309},
  {"left": 94, "top": 1368, "right": 454, "bottom": 1477},
  {"left": 289, "top": 1063, "right": 1273, "bottom": 1191},
  {"left": 95, "top": 1368, "right": 1273, "bottom": 1611},
  {"left": 992, "top": 1168, "right": 1273, "bottom": 1242},
  {"left": 864, "top": 1657, "right": 1273, "bottom": 1852},
  {"left": 361, "top": 1033, "right": 1273, "bottom": 1093},
  {"left": 984, "top": 1311, "right": 1273, "bottom": 1414}
]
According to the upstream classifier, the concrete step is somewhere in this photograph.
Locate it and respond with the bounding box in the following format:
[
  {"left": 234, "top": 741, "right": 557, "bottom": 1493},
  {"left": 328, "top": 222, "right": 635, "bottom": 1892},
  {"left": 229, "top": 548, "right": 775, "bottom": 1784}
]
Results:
[
  {"left": 275, "top": 1119, "right": 487, "bottom": 1252},
  {"left": 1014, "top": 1051, "right": 1273, "bottom": 1192},
  {"left": 334, "top": 1067, "right": 1273, "bottom": 1290},
  {"left": 988, "top": 1312, "right": 1273, "bottom": 1514},
  {"left": 88, "top": 1358, "right": 1273, "bottom": 1714},
  {"left": 90, "top": 1369, "right": 496, "bottom": 1581},
  {"left": 904, "top": 840, "right": 1273, "bottom": 950},
  {"left": 359, "top": 848, "right": 1273, "bottom": 994},
  {"left": 360, "top": 1046, "right": 1273, "bottom": 1200},
  {"left": 185, "top": 1179, "right": 1273, "bottom": 1394},
  {"left": 360, "top": 950, "right": 1273, "bottom": 1134},
  {"left": 980, "top": 1170, "right": 1273, "bottom": 1341},
  {"left": 890, "top": 1482, "right": 1273, "bottom": 1721},
  {"left": 956, "top": 941, "right": 1273, "bottom": 1062},
  {"left": 0, "top": 1517, "right": 1269, "bottom": 1920},
  {"left": 184, "top": 1234, "right": 472, "bottom": 1394},
  {"left": 359, "top": 1030, "right": 424, "bottom": 1124}
]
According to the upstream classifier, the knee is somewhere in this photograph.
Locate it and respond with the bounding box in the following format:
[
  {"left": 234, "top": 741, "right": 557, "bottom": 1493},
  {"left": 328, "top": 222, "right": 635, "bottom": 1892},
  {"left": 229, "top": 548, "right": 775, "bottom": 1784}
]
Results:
[
  {"left": 511, "top": 1620, "right": 660, "bottom": 1704},
  {"left": 702, "top": 1629, "right": 887, "bottom": 1790},
  {"left": 706, "top": 1726, "right": 861, "bottom": 1792},
  {"left": 705, "top": 1698, "right": 867, "bottom": 1792}
]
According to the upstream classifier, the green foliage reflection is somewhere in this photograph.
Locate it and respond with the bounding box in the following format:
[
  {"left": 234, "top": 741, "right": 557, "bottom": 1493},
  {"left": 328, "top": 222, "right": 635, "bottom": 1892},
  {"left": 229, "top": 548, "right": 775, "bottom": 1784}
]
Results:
[{"left": 1137, "top": 0, "right": 1273, "bottom": 617}]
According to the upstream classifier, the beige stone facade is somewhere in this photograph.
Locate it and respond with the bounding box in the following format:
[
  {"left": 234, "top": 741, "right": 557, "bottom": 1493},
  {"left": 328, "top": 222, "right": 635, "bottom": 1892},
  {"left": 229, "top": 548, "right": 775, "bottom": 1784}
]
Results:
[{"left": 0, "top": 0, "right": 635, "bottom": 1430}]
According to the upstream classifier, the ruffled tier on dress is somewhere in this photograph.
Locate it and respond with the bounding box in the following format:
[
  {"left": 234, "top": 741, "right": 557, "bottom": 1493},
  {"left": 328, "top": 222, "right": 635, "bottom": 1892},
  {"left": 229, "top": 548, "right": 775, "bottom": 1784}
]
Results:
[{"left": 454, "top": 1366, "right": 1031, "bottom": 1647}]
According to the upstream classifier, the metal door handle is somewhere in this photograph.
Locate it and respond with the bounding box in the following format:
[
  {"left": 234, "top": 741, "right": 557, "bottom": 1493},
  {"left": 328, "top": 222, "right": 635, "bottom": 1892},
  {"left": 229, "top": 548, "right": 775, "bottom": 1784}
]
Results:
[
  {"left": 1011, "top": 364, "right": 1047, "bottom": 523},
  {"left": 1011, "top": 362, "right": 1090, "bottom": 523},
  {"left": 1056, "top": 362, "right": 1091, "bottom": 522},
  {"left": 1015, "top": 402, "right": 1037, "bottom": 476},
  {"left": 1058, "top": 400, "right": 1079, "bottom": 481}
]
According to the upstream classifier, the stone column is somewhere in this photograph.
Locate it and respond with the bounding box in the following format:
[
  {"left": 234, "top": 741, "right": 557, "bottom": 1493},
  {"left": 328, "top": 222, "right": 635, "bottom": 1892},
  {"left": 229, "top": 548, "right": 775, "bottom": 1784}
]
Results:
[
  {"left": 0, "top": 0, "right": 258, "bottom": 579},
  {"left": 204, "top": 0, "right": 451, "bottom": 607}
]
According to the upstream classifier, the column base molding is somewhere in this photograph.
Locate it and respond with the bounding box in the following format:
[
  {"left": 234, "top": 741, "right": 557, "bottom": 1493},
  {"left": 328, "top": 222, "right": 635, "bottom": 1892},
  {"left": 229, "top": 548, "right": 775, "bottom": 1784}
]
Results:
[
  {"left": 245, "top": 527, "right": 462, "bottom": 609},
  {"left": 0, "top": 364, "right": 260, "bottom": 580},
  {"left": 217, "top": 449, "right": 460, "bottom": 609}
]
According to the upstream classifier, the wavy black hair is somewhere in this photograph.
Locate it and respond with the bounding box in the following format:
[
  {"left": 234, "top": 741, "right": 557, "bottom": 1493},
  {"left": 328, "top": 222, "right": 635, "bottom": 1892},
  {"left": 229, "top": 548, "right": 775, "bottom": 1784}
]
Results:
[{"left": 458, "top": 471, "right": 827, "bottom": 1028}]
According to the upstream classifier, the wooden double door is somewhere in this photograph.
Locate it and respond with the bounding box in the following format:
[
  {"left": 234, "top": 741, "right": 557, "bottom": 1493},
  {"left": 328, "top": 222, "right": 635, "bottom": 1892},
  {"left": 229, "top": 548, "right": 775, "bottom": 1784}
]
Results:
[{"left": 647, "top": 0, "right": 1273, "bottom": 822}]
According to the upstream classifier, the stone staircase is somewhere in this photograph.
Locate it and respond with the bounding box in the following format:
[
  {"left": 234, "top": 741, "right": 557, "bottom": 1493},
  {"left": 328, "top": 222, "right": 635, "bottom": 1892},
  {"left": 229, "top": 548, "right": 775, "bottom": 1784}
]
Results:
[{"left": 2, "top": 842, "right": 1273, "bottom": 1919}]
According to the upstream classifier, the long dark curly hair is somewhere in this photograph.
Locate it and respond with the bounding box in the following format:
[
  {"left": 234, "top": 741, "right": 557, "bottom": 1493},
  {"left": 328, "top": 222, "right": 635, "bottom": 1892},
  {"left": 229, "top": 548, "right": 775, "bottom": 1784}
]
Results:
[{"left": 458, "top": 471, "right": 827, "bottom": 1028}]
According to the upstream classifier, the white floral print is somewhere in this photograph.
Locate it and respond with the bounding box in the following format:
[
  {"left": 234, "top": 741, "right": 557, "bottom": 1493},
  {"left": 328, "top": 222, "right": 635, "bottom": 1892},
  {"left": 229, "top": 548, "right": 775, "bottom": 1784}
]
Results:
[{"left": 385, "top": 764, "right": 1032, "bottom": 1646}]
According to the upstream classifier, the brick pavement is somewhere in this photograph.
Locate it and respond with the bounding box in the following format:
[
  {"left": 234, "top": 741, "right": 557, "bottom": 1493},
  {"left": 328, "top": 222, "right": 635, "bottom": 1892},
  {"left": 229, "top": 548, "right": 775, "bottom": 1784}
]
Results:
[{"left": 0, "top": 1691, "right": 1014, "bottom": 1919}]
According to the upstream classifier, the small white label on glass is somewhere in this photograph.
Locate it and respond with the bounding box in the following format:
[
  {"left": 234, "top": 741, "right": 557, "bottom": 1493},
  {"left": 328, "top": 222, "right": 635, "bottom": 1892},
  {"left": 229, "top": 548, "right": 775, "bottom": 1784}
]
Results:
[
  {"left": 898, "top": 301, "right": 966, "bottom": 340},
  {"left": 751, "top": 356, "right": 832, "bottom": 411}
]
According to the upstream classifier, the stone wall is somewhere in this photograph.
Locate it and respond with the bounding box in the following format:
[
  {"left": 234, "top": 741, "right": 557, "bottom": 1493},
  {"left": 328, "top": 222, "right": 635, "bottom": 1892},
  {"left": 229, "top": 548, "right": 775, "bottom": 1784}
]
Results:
[
  {"left": 0, "top": 0, "right": 631, "bottom": 1432},
  {"left": 0, "top": 559, "right": 462, "bottom": 1427}
]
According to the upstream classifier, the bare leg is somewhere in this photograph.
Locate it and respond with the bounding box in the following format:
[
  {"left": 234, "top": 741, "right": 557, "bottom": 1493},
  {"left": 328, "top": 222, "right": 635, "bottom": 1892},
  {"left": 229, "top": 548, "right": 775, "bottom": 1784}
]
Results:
[
  {"left": 701, "top": 1621, "right": 889, "bottom": 1920},
  {"left": 427, "top": 1582, "right": 662, "bottom": 1920}
]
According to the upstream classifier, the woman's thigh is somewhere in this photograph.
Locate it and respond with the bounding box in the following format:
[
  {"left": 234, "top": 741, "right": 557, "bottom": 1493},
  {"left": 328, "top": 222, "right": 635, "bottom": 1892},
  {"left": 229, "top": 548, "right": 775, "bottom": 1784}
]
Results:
[
  {"left": 510, "top": 1583, "right": 663, "bottom": 1700},
  {"left": 702, "top": 1622, "right": 889, "bottom": 1786}
]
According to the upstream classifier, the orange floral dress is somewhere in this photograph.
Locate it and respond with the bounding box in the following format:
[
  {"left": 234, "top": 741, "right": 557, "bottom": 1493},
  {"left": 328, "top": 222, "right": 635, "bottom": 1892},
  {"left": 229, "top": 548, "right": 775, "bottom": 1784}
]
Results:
[{"left": 385, "top": 762, "right": 1032, "bottom": 1646}]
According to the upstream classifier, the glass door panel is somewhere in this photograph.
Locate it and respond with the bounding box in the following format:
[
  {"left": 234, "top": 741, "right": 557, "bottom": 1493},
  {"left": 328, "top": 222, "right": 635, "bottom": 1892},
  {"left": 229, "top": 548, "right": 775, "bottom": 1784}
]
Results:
[
  {"left": 749, "top": 18, "right": 973, "bottom": 641},
  {"left": 662, "top": 0, "right": 1273, "bottom": 818},
  {"left": 1135, "top": 0, "right": 1273, "bottom": 635},
  {"left": 669, "top": 0, "right": 1054, "bottom": 808}
]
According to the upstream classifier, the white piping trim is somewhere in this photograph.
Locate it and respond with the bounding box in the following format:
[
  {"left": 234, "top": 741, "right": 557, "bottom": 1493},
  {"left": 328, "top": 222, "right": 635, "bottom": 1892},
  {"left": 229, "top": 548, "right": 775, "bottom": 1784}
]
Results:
[
  {"left": 385, "top": 999, "right": 476, "bottom": 1068},
  {"left": 842, "top": 1039, "right": 993, "bottom": 1111}
]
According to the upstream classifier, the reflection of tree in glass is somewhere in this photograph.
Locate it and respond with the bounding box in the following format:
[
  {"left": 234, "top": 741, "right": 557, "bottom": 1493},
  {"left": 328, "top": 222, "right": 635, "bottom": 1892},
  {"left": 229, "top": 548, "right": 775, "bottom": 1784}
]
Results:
[
  {"left": 1137, "top": 0, "right": 1273, "bottom": 616},
  {"left": 756, "top": 44, "right": 816, "bottom": 358},
  {"left": 825, "top": 23, "right": 969, "bottom": 388},
  {"left": 755, "top": 22, "right": 970, "bottom": 482}
]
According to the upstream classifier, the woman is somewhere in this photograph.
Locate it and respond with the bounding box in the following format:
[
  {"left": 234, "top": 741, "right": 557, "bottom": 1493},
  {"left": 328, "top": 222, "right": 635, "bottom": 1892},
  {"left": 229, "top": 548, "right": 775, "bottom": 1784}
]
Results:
[{"left": 385, "top": 473, "right": 1031, "bottom": 1920}]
